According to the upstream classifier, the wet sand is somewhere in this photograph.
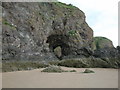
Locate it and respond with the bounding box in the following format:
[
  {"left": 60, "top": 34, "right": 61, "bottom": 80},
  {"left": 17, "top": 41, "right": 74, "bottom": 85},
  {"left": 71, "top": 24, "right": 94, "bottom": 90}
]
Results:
[{"left": 2, "top": 67, "right": 118, "bottom": 88}]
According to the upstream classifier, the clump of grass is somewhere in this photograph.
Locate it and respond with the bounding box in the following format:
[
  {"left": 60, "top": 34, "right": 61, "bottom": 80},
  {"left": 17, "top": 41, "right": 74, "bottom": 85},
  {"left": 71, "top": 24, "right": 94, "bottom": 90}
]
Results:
[
  {"left": 68, "top": 30, "right": 77, "bottom": 36},
  {"left": 41, "top": 66, "right": 65, "bottom": 73},
  {"left": 83, "top": 69, "right": 95, "bottom": 73},
  {"left": 55, "top": 2, "right": 76, "bottom": 9},
  {"left": 3, "top": 20, "right": 16, "bottom": 30}
]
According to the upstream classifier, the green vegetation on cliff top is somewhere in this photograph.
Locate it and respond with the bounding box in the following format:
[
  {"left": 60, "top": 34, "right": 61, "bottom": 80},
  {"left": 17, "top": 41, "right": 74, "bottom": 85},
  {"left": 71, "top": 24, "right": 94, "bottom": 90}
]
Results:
[
  {"left": 92, "top": 37, "right": 114, "bottom": 50},
  {"left": 54, "top": 2, "right": 76, "bottom": 9}
]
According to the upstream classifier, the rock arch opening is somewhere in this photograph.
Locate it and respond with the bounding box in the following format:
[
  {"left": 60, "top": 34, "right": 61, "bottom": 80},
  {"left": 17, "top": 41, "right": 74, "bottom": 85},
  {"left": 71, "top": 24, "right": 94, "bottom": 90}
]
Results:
[{"left": 46, "top": 35, "right": 70, "bottom": 59}]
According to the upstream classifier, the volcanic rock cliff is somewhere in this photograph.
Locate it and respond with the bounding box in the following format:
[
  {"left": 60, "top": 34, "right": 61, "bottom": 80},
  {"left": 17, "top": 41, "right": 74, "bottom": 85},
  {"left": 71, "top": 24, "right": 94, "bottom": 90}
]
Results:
[{"left": 2, "top": 2, "right": 120, "bottom": 68}]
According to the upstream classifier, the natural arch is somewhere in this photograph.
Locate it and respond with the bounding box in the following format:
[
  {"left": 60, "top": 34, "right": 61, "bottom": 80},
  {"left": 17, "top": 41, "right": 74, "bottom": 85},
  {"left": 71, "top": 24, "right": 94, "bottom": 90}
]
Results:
[{"left": 46, "top": 35, "right": 70, "bottom": 59}]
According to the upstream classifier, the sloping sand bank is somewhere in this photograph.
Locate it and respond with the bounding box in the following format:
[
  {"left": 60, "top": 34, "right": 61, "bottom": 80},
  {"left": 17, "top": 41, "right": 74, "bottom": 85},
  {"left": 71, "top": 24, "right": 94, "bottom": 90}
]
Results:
[{"left": 2, "top": 67, "right": 118, "bottom": 88}]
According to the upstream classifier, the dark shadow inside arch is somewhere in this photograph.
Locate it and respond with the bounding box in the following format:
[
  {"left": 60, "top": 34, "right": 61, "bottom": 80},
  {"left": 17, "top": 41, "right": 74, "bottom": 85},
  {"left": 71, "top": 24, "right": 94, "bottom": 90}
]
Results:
[{"left": 46, "top": 35, "right": 70, "bottom": 59}]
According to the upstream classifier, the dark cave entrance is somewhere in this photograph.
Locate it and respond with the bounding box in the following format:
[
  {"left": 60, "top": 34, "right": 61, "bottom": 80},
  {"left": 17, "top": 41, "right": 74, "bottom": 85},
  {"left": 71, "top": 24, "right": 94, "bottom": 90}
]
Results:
[{"left": 46, "top": 35, "right": 70, "bottom": 59}]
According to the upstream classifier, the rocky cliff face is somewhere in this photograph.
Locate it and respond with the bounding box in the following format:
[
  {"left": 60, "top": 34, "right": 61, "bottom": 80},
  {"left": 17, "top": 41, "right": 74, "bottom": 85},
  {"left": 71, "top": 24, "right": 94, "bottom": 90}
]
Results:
[
  {"left": 2, "top": 2, "right": 120, "bottom": 68},
  {"left": 92, "top": 37, "right": 119, "bottom": 59},
  {"left": 2, "top": 2, "right": 93, "bottom": 61}
]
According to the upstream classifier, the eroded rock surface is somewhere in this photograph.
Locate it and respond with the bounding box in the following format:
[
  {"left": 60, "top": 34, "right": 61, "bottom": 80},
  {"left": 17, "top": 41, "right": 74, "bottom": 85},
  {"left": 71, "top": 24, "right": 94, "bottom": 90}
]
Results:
[
  {"left": 2, "top": 2, "right": 120, "bottom": 68},
  {"left": 2, "top": 2, "right": 93, "bottom": 61}
]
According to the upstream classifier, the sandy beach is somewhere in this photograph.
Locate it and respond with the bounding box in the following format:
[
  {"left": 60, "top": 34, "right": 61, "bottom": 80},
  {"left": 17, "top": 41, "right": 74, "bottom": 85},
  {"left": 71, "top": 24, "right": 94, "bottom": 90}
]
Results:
[{"left": 2, "top": 67, "right": 118, "bottom": 88}]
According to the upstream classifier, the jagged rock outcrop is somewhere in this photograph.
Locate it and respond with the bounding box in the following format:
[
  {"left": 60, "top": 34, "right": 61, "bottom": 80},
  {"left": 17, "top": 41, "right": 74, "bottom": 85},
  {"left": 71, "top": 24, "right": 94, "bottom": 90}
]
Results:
[
  {"left": 91, "top": 37, "right": 120, "bottom": 68},
  {"left": 92, "top": 37, "right": 118, "bottom": 59},
  {"left": 2, "top": 2, "right": 93, "bottom": 61}
]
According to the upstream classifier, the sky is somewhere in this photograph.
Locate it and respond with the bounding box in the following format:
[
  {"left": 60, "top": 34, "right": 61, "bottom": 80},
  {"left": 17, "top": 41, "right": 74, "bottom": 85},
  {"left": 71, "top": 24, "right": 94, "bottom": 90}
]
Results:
[{"left": 58, "top": 0, "right": 119, "bottom": 47}]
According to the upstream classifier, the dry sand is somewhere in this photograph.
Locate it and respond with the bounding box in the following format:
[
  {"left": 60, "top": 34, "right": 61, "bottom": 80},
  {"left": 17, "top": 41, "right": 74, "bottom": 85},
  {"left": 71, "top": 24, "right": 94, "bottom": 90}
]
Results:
[{"left": 2, "top": 67, "right": 118, "bottom": 88}]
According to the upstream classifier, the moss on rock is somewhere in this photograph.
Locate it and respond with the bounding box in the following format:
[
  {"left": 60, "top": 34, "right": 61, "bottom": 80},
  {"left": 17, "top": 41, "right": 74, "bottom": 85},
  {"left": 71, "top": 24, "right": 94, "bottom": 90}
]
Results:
[
  {"left": 92, "top": 37, "right": 114, "bottom": 50},
  {"left": 41, "top": 66, "right": 65, "bottom": 73},
  {"left": 83, "top": 69, "right": 95, "bottom": 73}
]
